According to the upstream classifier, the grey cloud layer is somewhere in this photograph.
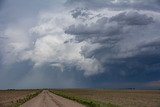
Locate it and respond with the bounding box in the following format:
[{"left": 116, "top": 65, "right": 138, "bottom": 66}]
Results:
[
  {"left": 66, "top": 0, "right": 160, "bottom": 11},
  {"left": 0, "top": 0, "right": 160, "bottom": 88},
  {"left": 65, "top": 0, "right": 160, "bottom": 86}
]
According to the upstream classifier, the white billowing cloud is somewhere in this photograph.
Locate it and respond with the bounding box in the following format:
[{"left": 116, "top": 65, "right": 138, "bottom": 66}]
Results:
[
  {"left": 78, "top": 58, "right": 103, "bottom": 75},
  {"left": 2, "top": 12, "right": 103, "bottom": 76},
  {"left": 2, "top": 25, "right": 31, "bottom": 64}
]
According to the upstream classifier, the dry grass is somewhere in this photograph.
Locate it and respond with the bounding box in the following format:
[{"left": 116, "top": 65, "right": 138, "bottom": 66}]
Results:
[
  {"left": 0, "top": 90, "right": 39, "bottom": 107},
  {"left": 52, "top": 89, "right": 160, "bottom": 107}
]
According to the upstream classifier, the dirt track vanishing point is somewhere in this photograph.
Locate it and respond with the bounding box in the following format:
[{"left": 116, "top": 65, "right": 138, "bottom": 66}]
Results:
[{"left": 20, "top": 90, "right": 84, "bottom": 107}]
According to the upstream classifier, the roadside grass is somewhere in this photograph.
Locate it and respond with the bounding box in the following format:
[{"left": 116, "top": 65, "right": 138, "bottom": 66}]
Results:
[
  {"left": 10, "top": 90, "right": 41, "bottom": 107},
  {"left": 50, "top": 90, "right": 120, "bottom": 107}
]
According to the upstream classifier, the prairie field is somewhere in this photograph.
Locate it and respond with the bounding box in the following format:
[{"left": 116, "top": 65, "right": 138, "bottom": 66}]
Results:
[
  {"left": 51, "top": 89, "right": 160, "bottom": 107},
  {"left": 0, "top": 90, "right": 39, "bottom": 107},
  {"left": 0, "top": 89, "right": 160, "bottom": 107}
]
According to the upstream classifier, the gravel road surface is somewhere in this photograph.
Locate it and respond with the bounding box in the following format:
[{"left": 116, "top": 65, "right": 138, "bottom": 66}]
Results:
[{"left": 20, "top": 90, "right": 84, "bottom": 107}]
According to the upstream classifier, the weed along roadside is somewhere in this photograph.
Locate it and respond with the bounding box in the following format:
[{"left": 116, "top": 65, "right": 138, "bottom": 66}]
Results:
[
  {"left": 10, "top": 90, "right": 42, "bottom": 107},
  {"left": 50, "top": 90, "right": 119, "bottom": 107}
]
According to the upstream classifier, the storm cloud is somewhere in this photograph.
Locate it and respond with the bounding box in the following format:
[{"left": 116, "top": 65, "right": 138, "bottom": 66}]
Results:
[{"left": 0, "top": 0, "right": 160, "bottom": 89}]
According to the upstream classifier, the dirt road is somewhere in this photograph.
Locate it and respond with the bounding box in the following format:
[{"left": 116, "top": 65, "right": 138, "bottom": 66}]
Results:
[{"left": 20, "top": 90, "right": 85, "bottom": 107}]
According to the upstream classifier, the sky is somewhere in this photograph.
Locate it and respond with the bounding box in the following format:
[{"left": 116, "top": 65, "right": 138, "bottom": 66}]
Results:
[{"left": 0, "top": 0, "right": 160, "bottom": 89}]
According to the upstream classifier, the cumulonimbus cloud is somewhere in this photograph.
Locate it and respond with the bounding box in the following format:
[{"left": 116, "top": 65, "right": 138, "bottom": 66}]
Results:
[
  {"left": 0, "top": 0, "right": 160, "bottom": 88},
  {"left": 2, "top": 11, "right": 103, "bottom": 76}
]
